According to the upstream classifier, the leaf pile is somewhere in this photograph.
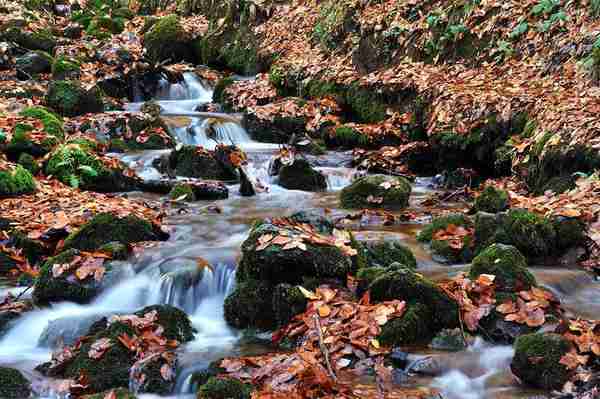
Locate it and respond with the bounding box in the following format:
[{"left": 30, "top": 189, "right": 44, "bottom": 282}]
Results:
[
  {"left": 51, "top": 252, "right": 110, "bottom": 283},
  {"left": 496, "top": 286, "right": 562, "bottom": 328}
]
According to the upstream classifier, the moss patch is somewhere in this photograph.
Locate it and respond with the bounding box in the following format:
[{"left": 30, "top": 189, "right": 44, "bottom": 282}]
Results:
[
  {"left": 469, "top": 244, "right": 536, "bottom": 292},
  {"left": 340, "top": 175, "right": 411, "bottom": 209},
  {"left": 0, "top": 165, "right": 36, "bottom": 197},
  {"left": 278, "top": 159, "right": 327, "bottom": 191},
  {"left": 198, "top": 377, "right": 252, "bottom": 399},
  {"left": 46, "top": 81, "right": 104, "bottom": 117},
  {"left": 0, "top": 367, "right": 31, "bottom": 399},
  {"left": 472, "top": 186, "right": 509, "bottom": 213}
]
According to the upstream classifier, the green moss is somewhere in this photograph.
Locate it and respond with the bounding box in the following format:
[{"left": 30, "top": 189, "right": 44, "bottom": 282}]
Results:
[
  {"left": 51, "top": 56, "right": 81, "bottom": 80},
  {"left": 46, "top": 81, "right": 104, "bottom": 117},
  {"left": 500, "top": 209, "right": 556, "bottom": 258},
  {"left": 86, "top": 16, "right": 125, "bottom": 39},
  {"left": 135, "top": 304, "right": 194, "bottom": 342},
  {"left": 312, "top": 1, "right": 354, "bottom": 51},
  {"left": 19, "top": 106, "right": 64, "bottom": 139},
  {"left": 364, "top": 241, "right": 417, "bottom": 269},
  {"left": 469, "top": 244, "right": 536, "bottom": 292},
  {"left": 223, "top": 279, "right": 276, "bottom": 330},
  {"left": 278, "top": 159, "right": 327, "bottom": 191},
  {"left": 378, "top": 303, "right": 434, "bottom": 346},
  {"left": 345, "top": 85, "right": 388, "bottom": 123},
  {"left": 0, "top": 367, "right": 31, "bottom": 398},
  {"left": 473, "top": 186, "right": 509, "bottom": 213},
  {"left": 333, "top": 126, "right": 370, "bottom": 147},
  {"left": 0, "top": 165, "right": 36, "bottom": 197},
  {"left": 17, "top": 153, "right": 39, "bottom": 174},
  {"left": 144, "top": 15, "right": 191, "bottom": 62},
  {"left": 98, "top": 242, "right": 130, "bottom": 260},
  {"left": 369, "top": 268, "right": 458, "bottom": 329},
  {"left": 169, "top": 183, "right": 195, "bottom": 201},
  {"left": 198, "top": 377, "right": 252, "bottom": 399},
  {"left": 272, "top": 283, "right": 307, "bottom": 327},
  {"left": 417, "top": 214, "right": 472, "bottom": 243},
  {"left": 63, "top": 212, "right": 159, "bottom": 251},
  {"left": 430, "top": 235, "right": 473, "bottom": 263},
  {"left": 340, "top": 175, "right": 412, "bottom": 209},
  {"left": 167, "top": 145, "right": 238, "bottom": 181},
  {"left": 1, "top": 27, "right": 56, "bottom": 52},
  {"left": 511, "top": 333, "right": 571, "bottom": 390},
  {"left": 551, "top": 216, "right": 586, "bottom": 251},
  {"left": 8, "top": 231, "right": 47, "bottom": 265},
  {"left": 212, "top": 77, "right": 235, "bottom": 103},
  {"left": 33, "top": 249, "right": 100, "bottom": 305}
]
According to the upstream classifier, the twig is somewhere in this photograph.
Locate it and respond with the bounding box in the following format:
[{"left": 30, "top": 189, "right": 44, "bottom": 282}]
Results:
[
  {"left": 313, "top": 313, "right": 336, "bottom": 381},
  {"left": 14, "top": 283, "right": 33, "bottom": 302},
  {"left": 457, "top": 309, "right": 468, "bottom": 347},
  {"left": 441, "top": 185, "right": 467, "bottom": 203}
]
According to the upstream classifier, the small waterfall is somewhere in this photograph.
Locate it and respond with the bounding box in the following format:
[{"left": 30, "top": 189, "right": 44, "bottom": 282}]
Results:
[
  {"left": 317, "top": 166, "right": 355, "bottom": 191},
  {"left": 172, "top": 119, "right": 253, "bottom": 149}
]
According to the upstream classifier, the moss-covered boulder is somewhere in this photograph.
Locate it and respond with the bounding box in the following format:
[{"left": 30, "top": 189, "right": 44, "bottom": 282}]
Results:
[
  {"left": 0, "top": 367, "right": 31, "bottom": 399},
  {"left": 45, "top": 144, "right": 138, "bottom": 192},
  {"left": 51, "top": 56, "right": 81, "bottom": 80},
  {"left": 224, "top": 279, "right": 276, "bottom": 330},
  {"left": 169, "top": 183, "right": 195, "bottom": 201},
  {"left": 41, "top": 305, "right": 193, "bottom": 394},
  {"left": 378, "top": 302, "right": 434, "bottom": 346},
  {"left": 15, "top": 50, "right": 52, "bottom": 75},
  {"left": 369, "top": 268, "right": 459, "bottom": 332},
  {"left": 363, "top": 241, "right": 417, "bottom": 269},
  {"left": 469, "top": 244, "right": 536, "bottom": 292},
  {"left": 1, "top": 27, "right": 56, "bottom": 51},
  {"left": 168, "top": 181, "right": 229, "bottom": 201},
  {"left": 242, "top": 113, "right": 307, "bottom": 143},
  {"left": 143, "top": 15, "right": 192, "bottom": 63},
  {"left": 511, "top": 333, "right": 572, "bottom": 390},
  {"left": 158, "top": 145, "right": 239, "bottom": 181},
  {"left": 272, "top": 283, "right": 308, "bottom": 327},
  {"left": 278, "top": 159, "right": 327, "bottom": 191},
  {"left": 63, "top": 212, "right": 166, "bottom": 251},
  {"left": 86, "top": 15, "right": 125, "bottom": 39},
  {"left": 197, "top": 377, "right": 252, "bottom": 399},
  {"left": 46, "top": 81, "right": 104, "bottom": 117},
  {"left": 417, "top": 213, "right": 474, "bottom": 263},
  {"left": 552, "top": 215, "right": 586, "bottom": 251},
  {"left": 33, "top": 249, "right": 107, "bottom": 305},
  {"left": 472, "top": 186, "right": 509, "bottom": 214},
  {"left": 0, "top": 164, "right": 36, "bottom": 197},
  {"left": 20, "top": 106, "right": 64, "bottom": 139},
  {"left": 5, "top": 123, "right": 58, "bottom": 161},
  {"left": 340, "top": 175, "right": 412, "bottom": 209}
]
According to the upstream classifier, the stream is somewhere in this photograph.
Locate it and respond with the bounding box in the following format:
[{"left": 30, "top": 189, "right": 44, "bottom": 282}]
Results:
[{"left": 0, "top": 72, "right": 597, "bottom": 398}]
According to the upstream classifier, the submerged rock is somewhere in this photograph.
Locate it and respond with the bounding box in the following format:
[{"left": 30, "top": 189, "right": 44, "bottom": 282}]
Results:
[
  {"left": 278, "top": 159, "right": 326, "bottom": 191},
  {"left": 0, "top": 367, "right": 31, "bottom": 399},
  {"left": 340, "top": 174, "right": 411, "bottom": 209},
  {"left": 511, "top": 333, "right": 572, "bottom": 390}
]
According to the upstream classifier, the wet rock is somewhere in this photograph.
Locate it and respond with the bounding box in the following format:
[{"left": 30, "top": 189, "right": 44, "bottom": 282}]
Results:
[
  {"left": 551, "top": 215, "right": 586, "bottom": 251},
  {"left": 224, "top": 279, "right": 276, "bottom": 330},
  {"left": 159, "top": 145, "right": 238, "bottom": 181},
  {"left": 97, "top": 75, "right": 128, "bottom": 99},
  {"left": 272, "top": 283, "right": 308, "bottom": 327},
  {"left": 369, "top": 268, "right": 459, "bottom": 345},
  {"left": 0, "top": 164, "right": 36, "bottom": 197},
  {"left": 46, "top": 81, "right": 104, "bottom": 117},
  {"left": 40, "top": 305, "right": 193, "bottom": 394},
  {"left": 511, "top": 333, "right": 572, "bottom": 390},
  {"left": 169, "top": 181, "right": 229, "bottom": 201},
  {"left": 39, "top": 312, "right": 108, "bottom": 348},
  {"left": 363, "top": 241, "right": 417, "bottom": 269},
  {"left": 239, "top": 167, "right": 256, "bottom": 196},
  {"left": 33, "top": 249, "right": 107, "bottom": 305},
  {"left": 143, "top": 15, "right": 193, "bottom": 63},
  {"left": 278, "top": 159, "right": 326, "bottom": 191},
  {"left": 471, "top": 186, "right": 509, "bottom": 214},
  {"left": 242, "top": 112, "right": 307, "bottom": 143},
  {"left": 288, "top": 210, "right": 335, "bottom": 234},
  {"left": 340, "top": 175, "right": 411, "bottom": 209},
  {"left": 197, "top": 376, "right": 253, "bottom": 399},
  {"left": 15, "top": 51, "right": 52, "bottom": 76},
  {"left": 45, "top": 144, "right": 139, "bottom": 192},
  {"left": 0, "top": 300, "right": 33, "bottom": 337},
  {"left": 417, "top": 213, "right": 474, "bottom": 263},
  {"left": 469, "top": 244, "right": 536, "bottom": 292},
  {"left": 63, "top": 212, "right": 167, "bottom": 252},
  {"left": 98, "top": 242, "right": 130, "bottom": 261},
  {"left": 0, "top": 367, "right": 31, "bottom": 399},
  {"left": 63, "top": 24, "right": 83, "bottom": 39},
  {"left": 429, "top": 328, "right": 471, "bottom": 351}
]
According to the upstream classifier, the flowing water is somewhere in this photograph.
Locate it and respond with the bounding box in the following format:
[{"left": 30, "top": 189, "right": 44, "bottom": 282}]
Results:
[{"left": 1, "top": 72, "right": 597, "bottom": 398}]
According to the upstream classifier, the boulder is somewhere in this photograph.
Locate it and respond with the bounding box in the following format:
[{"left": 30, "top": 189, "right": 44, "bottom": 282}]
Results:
[
  {"left": 511, "top": 333, "right": 572, "bottom": 390},
  {"left": 63, "top": 212, "right": 167, "bottom": 252},
  {"left": 1, "top": 27, "right": 56, "bottom": 52},
  {"left": 15, "top": 51, "right": 52, "bottom": 75},
  {"left": 158, "top": 145, "right": 238, "bottom": 181},
  {"left": 168, "top": 181, "right": 229, "bottom": 201},
  {"left": 20, "top": 106, "right": 64, "bottom": 138},
  {"left": 378, "top": 302, "right": 434, "bottom": 346},
  {"left": 340, "top": 175, "right": 411, "bottom": 209},
  {"left": 472, "top": 186, "right": 509, "bottom": 214},
  {"left": 143, "top": 15, "right": 193, "bottom": 63},
  {"left": 0, "top": 367, "right": 31, "bottom": 399},
  {"left": 363, "top": 241, "right": 417, "bottom": 269},
  {"left": 51, "top": 56, "right": 81, "bottom": 80},
  {"left": 417, "top": 213, "right": 474, "bottom": 263},
  {"left": 469, "top": 244, "right": 536, "bottom": 292},
  {"left": 197, "top": 377, "right": 252, "bottom": 399},
  {"left": 46, "top": 81, "right": 104, "bottom": 117},
  {"left": 278, "top": 159, "right": 326, "bottom": 191},
  {"left": 0, "top": 164, "right": 36, "bottom": 197}
]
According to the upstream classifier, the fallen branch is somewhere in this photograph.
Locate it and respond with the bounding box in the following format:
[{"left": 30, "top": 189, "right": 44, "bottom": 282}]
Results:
[{"left": 313, "top": 313, "right": 337, "bottom": 382}]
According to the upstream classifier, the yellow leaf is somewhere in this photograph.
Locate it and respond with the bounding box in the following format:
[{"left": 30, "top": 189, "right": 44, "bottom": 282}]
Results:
[{"left": 297, "top": 286, "right": 319, "bottom": 300}]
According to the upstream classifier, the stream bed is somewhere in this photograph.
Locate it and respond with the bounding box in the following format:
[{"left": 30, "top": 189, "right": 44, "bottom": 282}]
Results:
[{"left": 0, "top": 73, "right": 597, "bottom": 399}]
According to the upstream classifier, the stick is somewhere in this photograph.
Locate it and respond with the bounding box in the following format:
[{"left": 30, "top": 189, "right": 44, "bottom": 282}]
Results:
[
  {"left": 457, "top": 309, "right": 468, "bottom": 347},
  {"left": 313, "top": 314, "right": 336, "bottom": 381}
]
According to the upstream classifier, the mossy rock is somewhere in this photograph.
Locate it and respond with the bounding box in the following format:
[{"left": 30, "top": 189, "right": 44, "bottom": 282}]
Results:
[
  {"left": 7, "top": 230, "right": 48, "bottom": 265},
  {"left": 417, "top": 213, "right": 473, "bottom": 263},
  {"left": 236, "top": 220, "right": 353, "bottom": 284},
  {"left": 242, "top": 113, "right": 307, "bottom": 143},
  {"left": 20, "top": 106, "right": 64, "bottom": 139},
  {"left": 511, "top": 333, "right": 572, "bottom": 390},
  {"left": 363, "top": 241, "right": 417, "bottom": 269},
  {"left": 212, "top": 77, "right": 235, "bottom": 104},
  {"left": 429, "top": 328, "right": 470, "bottom": 351},
  {"left": 169, "top": 183, "right": 195, "bottom": 201},
  {"left": 143, "top": 15, "right": 193, "bottom": 63},
  {"left": 1, "top": 27, "right": 56, "bottom": 51},
  {"left": 369, "top": 268, "right": 458, "bottom": 330},
  {"left": 5, "top": 122, "right": 58, "bottom": 161},
  {"left": 288, "top": 210, "right": 335, "bottom": 234},
  {"left": 278, "top": 159, "right": 327, "bottom": 191},
  {"left": 63, "top": 212, "right": 165, "bottom": 252},
  {"left": 197, "top": 377, "right": 252, "bottom": 399},
  {"left": 33, "top": 249, "right": 103, "bottom": 305},
  {"left": 0, "top": 367, "right": 31, "bottom": 399},
  {"left": 472, "top": 186, "right": 509, "bottom": 214},
  {"left": 86, "top": 15, "right": 125, "bottom": 39},
  {"left": 98, "top": 242, "right": 130, "bottom": 261},
  {"left": 551, "top": 216, "right": 586, "bottom": 251},
  {"left": 52, "top": 305, "right": 193, "bottom": 393},
  {"left": 0, "top": 249, "right": 18, "bottom": 275},
  {"left": 340, "top": 175, "right": 411, "bottom": 209},
  {"left": 51, "top": 56, "right": 81, "bottom": 80},
  {"left": 541, "top": 175, "right": 576, "bottom": 195},
  {"left": 469, "top": 244, "right": 536, "bottom": 292},
  {"left": 224, "top": 279, "right": 276, "bottom": 330},
  {"left": 162, "top": 145, "right": 238, "bottom": 181},
  {"left": 378, "top": 302, "right": 435, "bottom": 346},
  {"left": 417, "top": 214, "right": 472, "bottom": 243},
  {"left": 46, "top": 81, "right": 104, "bottom": 117},
  {"left": 272, "top": 283, "right": 308, "bottom": 327},
  {"left": 478, "top": 293, "right": 538, "bottom": 344},
  {"left": 15, "top": 50, "right": 52, "bottom": 74},
  {"left": 0, "top": 164, "right": 36, "bottom": 197}
]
